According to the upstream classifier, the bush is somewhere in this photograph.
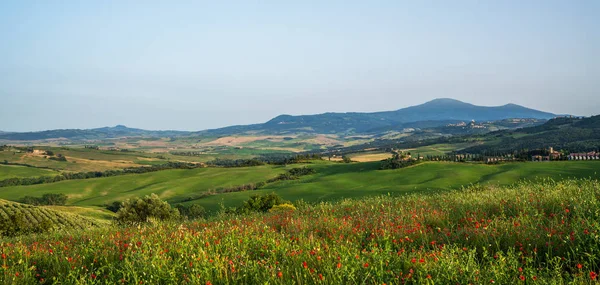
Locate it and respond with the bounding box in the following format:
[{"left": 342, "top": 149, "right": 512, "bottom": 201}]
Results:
[
  {"left": 268, "top": 203, "right": 296, "bottom": 213},
  {"left": 237, "top": 193, "right": 286, "bottom": 214},
  {"left": 116, "top": 194, "right": 180, "bottom": 223},
  {"left": 106, "top": 201, "right": 123, "bottom": 213},
  {"left": 175, "top": 204, "right": 205, "bottom": 220},
  {"left": 342, "top": 156, "right": 352, "bottom": 163}
]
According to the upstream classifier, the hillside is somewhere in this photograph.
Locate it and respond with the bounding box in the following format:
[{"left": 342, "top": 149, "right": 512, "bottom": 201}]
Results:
[
  {"left": 1, "top": 161, "right": 598, "bottom": 213},
  {"left": 460, "top": 115, "right": 600, "bottom": 154},
  {"left": 0, "top": 199, "right": 107, "bottom": 235}
]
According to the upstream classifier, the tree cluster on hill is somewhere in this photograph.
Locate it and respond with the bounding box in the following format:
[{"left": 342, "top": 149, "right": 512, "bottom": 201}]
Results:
[
  {"left": 116, "top": 194, "right": 180, "bottom": 224},
  {"left": 234, "top": 193, "right": 287, "bottom": 215},
  {"left": 0, "top": 162, "right": 202, "bottom": 187},
  {"left": 21, "top": 193, "right": 68, "bottom": 206},
  {"left": 379, "top": 153, "right": 421, "bottom": 169},
  {"left": 267, "top": 167, "right": 316, "bottom": 183}
]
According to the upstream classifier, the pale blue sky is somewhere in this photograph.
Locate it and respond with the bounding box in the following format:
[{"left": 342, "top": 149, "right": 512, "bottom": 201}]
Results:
[{"left": 1, "top": 1, "right": 598, "bottom": 131}]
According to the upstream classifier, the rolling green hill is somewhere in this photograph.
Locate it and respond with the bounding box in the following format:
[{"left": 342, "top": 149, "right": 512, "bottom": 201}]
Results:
[
  {"left": 0, "top": 161, "right": 598, "bottom": 213},
  {"left": 0, "top": 164, "right": 57, "bottom": 179}
]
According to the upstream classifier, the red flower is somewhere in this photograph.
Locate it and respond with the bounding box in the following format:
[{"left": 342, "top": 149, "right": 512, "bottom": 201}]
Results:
[
  {"left": 591, "top": 271, "right": 598, "bottom": 280},
  {"left": 1, "top": 254, "right": 5, "bottom": 259},
  {"left": 419, "top": 258, "right": 425, "bottom": 263},
  {"left": 302, "top": 261, "right": 308, "bottom": 269},
  {"left": 319, "top": 274, "right": 323, "bottom": 280},
  {"left": 91, "top": 274, "right": 97, "bottom": 279},
  {"left": 411, "top": 258, "right": 416, "bottom": 263},
  {"left": 519, "top": 275, "right": 525, "bottom": 281},
  {"left": 277, "top": 271, "right": 283, "bottom": 278},
  {"left": 206, "top": 282, "right": 213, "bottom": 285},
  {"left": 336, "top": 262, "right": 342, "bottom": 269},
  {"left": 577, "top": 264, "right": 583, "bottom": 269},
  {"left": 363, "top": 262, "right": 369, "bottom": 268}
]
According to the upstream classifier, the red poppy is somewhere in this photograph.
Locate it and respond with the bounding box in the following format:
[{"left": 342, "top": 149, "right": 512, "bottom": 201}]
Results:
[
  {"left": 336, "top": 262, "right": 342, "bottom": 269},
  {"left": 277, "top": 272, "right": 283, "bottom": 278},
  {"left": 577, "top": 264, "right": 582, "bottom": 269},
  {"left": 591, "top": 271, "right": 598, "bottom": 280}
]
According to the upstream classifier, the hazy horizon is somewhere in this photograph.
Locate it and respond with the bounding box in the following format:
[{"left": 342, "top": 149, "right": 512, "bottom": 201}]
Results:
[
  {"left": 0, "top": 97, "right": 564, "bottom": 132},
  {"left": 1, "top": 1, "right": 598, "bottom": 132}
]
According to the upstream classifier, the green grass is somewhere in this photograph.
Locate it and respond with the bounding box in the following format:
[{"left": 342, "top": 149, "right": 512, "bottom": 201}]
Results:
[
  {"left": 0, "top": 165, "right": 288, "bottom": 207},
  {"left": 3, "top": 160, "right": 597, "bottom": 214},
  {"left": 0, "top": 164, "right": 57, "bottom": 179},
  {"left": 190, "top": 161, "right": 600, "bottom": 211}
]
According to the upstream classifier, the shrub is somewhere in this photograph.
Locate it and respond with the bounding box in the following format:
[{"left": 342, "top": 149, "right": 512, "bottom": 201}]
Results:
[
  {"left": 237, "top": 193, "right": 286, "bottom": 214},
  {"left": 175, "top": 204, "right": 206, "bottom": 220},
  {"left": 106, "top": 201, "right": 123, "bottom": 213},
  {"left": 268, "top": 203, "right": 296, "bottom": 213},
  {"left": 116, "top": 194, "right": 180, "bottom": 223}
]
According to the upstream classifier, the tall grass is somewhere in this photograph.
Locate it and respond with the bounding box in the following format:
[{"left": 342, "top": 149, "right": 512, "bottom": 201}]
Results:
[{"left": 1, "top": 179, "right": 599, "bottom": 284}]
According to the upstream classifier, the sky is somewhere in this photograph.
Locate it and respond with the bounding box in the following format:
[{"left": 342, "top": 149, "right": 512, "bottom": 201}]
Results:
[{"left": 0, "top": 1, "right": 598, "bottom": 132}]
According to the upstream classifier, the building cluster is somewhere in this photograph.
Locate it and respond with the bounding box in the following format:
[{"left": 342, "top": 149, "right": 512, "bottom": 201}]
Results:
[
  {"left": 568, "top": 152, "right": 599, "bottom": 160},
  {"left": 531, "top": 147, "right": 561, "bottom": 161}
]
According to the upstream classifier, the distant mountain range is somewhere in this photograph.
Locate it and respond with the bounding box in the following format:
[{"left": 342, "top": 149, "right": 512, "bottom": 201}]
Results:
[{"left": 0, "top": 99, "right": 558, "bottom": 140}]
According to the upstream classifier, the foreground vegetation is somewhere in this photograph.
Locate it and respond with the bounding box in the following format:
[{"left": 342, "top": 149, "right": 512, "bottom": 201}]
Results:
[{"left": 0, "top": 179, "right": 598, "bottom": 284}]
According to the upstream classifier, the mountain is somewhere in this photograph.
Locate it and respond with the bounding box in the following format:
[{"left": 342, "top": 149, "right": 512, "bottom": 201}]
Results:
[
  {"left": 0, "top": 99, "right": 558, "bottom": 140},
  {"left": 0, "top": 125, "right": 190, "bottom": 141},
  {"left": 209, "top": 98, "right": 556, "bottom": 134}
]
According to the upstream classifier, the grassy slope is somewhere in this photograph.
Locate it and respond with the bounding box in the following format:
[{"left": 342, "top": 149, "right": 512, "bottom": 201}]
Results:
[
  {"left": 0, "top": 165, "right": 287, "bottom": 207},
  {"left": 186, "top": 161, "right": 600, "bottom": 211},
  {"left": 0, "top": 161, "right": 598, "bottom": 213},
  {"left": 0, "top": 164, "right": 57, "bottom": 179}
]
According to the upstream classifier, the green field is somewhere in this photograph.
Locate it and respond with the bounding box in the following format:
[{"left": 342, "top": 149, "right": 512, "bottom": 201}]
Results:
[
  {"left": 0, "top": 164, "right": 57, "bottom": 179},
  {"left": 0, "top": 165, "right": 288, "bottom": 207},
  {"left": 1, "top": 161, "right": 598, "bottom": 214},
  {"left": 191, "top": 161, "right": 600, "bottom": 211}
]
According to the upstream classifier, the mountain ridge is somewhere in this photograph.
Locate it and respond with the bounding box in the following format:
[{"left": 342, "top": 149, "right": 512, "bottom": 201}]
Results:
[{"left": 0, "top": 98, "right": 559, "bottom": 140}]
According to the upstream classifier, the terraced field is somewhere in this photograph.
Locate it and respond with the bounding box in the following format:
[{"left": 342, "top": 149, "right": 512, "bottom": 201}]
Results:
[{"left": 0, "top": 199, "right": 107, "bottom": 230}]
